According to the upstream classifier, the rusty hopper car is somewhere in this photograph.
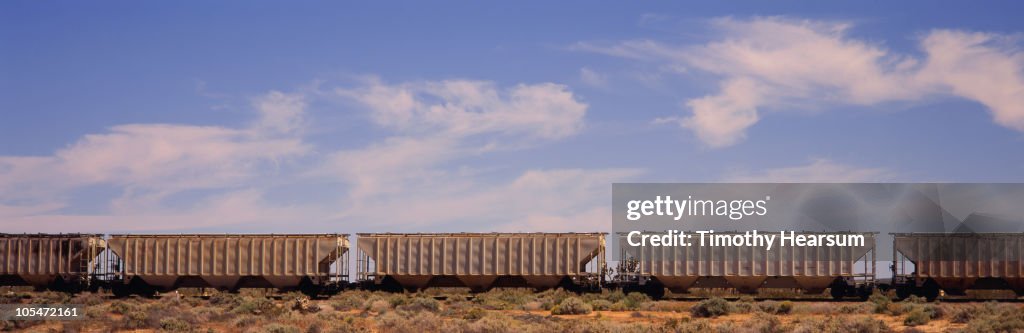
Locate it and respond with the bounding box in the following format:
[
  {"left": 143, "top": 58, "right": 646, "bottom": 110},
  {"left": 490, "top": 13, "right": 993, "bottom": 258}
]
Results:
[
  {"left": 355, "top": 233, "right": 606, "bottom": 291},
  {"left": 892, "top": 232, "right": 1024, "bottom": 300},
  {"left": 618, "top": 231, "right": 877, "bottom": 299},
  {"left": 106, "top": 234, "right": 349, "bottom": 296},
  {"left": 0, "top": 234, "right": 105, "bottom": 291}
]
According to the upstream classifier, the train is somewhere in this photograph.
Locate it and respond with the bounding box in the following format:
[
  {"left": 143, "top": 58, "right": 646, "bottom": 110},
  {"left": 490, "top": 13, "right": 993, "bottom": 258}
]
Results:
[{"left": 3, "top": 231, "right": 1024, "bottom": 301}]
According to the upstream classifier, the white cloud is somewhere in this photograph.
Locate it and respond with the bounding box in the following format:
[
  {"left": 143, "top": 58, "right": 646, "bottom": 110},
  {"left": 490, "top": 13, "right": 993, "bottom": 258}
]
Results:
[
  {"left": 324, "top": 78, "right": 591, "bottom": 201},
  {"left": 0, "top": 90, "right": 311, "bottom": 229},
  {"left": 582, "top": 17, "right": 1024, "bottom": 147},
  {"left": 337, "top": 78, "right": 587, "bottom": 140},
  {"left": 339, "top": 168, "right": 641, "bottom": 232},
  {"left": 253, "top": 91, "right": 307, "bottom": 134},
  {"left": 724, "top": 158, "right": 894, "bottom": 182},
  {"left": 677, "top": 77, "right": 762, "bottom": 147},
  {"left": 579, "top": 67, "right": 608, "bottom": 87}
]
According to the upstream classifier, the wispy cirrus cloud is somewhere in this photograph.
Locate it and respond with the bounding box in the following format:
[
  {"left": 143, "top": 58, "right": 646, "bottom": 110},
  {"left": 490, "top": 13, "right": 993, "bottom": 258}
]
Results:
[
  {"left": 578, "top": 17, "right": 1024, "bottom": 148},
  {"left": 723, "top": 158, "right": 895, "bottom": 182}
]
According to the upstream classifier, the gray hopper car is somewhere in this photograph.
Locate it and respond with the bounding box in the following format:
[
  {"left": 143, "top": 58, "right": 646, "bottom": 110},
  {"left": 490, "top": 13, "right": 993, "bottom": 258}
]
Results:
[
  {"left": 106, "top": 234, "right": 349, "bottom": 296},
  {"left": 618, "top": 231, "right": 877, "bottom": 299},
  {"left": 355, "top": 233, "right": 606, "bottom": 291},
  {"left": 0, "top": 234, "right": 105, "bottom": 291},
  {"left": 892, "top": 232, "right": 1024, "bottom": 300}
]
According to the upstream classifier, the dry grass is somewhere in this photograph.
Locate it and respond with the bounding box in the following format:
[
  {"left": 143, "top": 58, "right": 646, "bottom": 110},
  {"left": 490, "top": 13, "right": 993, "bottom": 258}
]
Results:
[{"left": 0, "top": 289, "right": 1021, "bottom": 332}]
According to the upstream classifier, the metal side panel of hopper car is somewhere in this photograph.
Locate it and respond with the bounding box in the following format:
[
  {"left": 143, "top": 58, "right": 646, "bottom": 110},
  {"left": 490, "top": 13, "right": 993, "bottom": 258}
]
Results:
[
  {"left": 620, "top": 232, "right": 876, "bottom": 296},
  {"left": 356, "top": 233, "right": 605, "bottom": 291},
  {"left": 106, "top": 234, "right": 349, "bottom": 292},
  {"left": 893, "top": 233, "right": 1024, "bottom": 297},
  {"left": 0, "top": 234, "right": 105, "bottom": 290}
]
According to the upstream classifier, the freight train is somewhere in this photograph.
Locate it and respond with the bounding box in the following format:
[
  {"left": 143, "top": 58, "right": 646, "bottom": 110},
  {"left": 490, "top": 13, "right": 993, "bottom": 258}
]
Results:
[{"left": 2, "top": 232, "right": 1022, "bottom": 301}]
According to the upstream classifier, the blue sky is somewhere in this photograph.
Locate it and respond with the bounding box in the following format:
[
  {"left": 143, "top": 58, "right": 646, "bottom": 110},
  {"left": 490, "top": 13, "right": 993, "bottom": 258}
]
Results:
[{"left": 2, "top": 1, "right": 1023, "bottom": 234}]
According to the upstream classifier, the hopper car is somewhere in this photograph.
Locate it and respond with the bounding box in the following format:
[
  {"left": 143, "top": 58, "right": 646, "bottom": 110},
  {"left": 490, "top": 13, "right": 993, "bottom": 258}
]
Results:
[{"left": 4, "top": 231, "right": 1024, "bottom": 301}]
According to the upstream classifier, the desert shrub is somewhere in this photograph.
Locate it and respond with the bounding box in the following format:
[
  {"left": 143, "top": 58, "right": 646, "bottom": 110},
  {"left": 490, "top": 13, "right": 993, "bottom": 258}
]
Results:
[
  {"left": 330, "top": 292, "right": 370, "bottom": 311},
  {"left": 745, "top": 312, "right": 783, "bottom": 333},
  {"left": 463, "top": 313, "right": 516, "bottom": 333},
  {"left": 868, "top": 292, "right": 891, "bottom": 313},
  {"left": 70, "top": 292, "right": 104, "bottom": 306},
  {"left": 690, "top": 297, "right": 731, "bottom": 318},
  {"left": 589, "top": 299, "right": 613, "bottom": 311},
  {"left": 793, "top": 302, "right": 838, "bottom": 315},
  {"left": 835, "top": 303, "right": 870, "bottom": 314},
  {"left": 159, "top": 317, "right": 193, "bottom": 332},
  {"left": 732, "top": 301, "right": 756, "bottom": 314},
  {"left": 921, "top": 303, "right": 943, "bottom": 319},
  {"left": 561, "top": 319, "right": 652, "bottom": 333},
  {"left": 792, "top": 315, "right": 889, "bottom": 333},
  {"left": 262, "top": 323, "right": 301, "bottom": 333},
  {"left": 30, "top": 291, "right": 71, "bottom": 304},
  {"left": 109, "top": 300, "right": 136, "bottom": 314},
  {"left": 396, "top": 297, "right": 440, "bottom": 312},
  {"left": 190, "top": 306, "right": 231, "bottom": 322},
  {"left": 232, "top": 296, "right": 283, "bottom": 317},
  {"left": 473, "top": 289, "right": 532, "bottom": 310},
  {"left": 902, "top": 295, "right": 926, "bottom": 304},
  {"left": 961, "top": 315, "right": 1024, "bottom": 333},
  {"left": 641, "top": 301, "right": 687, "bottom": 313},
  {"left": 463, "top": 307, "right": 486, "bottom": 321},
  {"left": 0, "top": 319, "right": 43, "bottom": 331},
  {"left": 884, "top": 297, "right": 930, "bottom": 316},
  {"left": 339, "top": 315, "right": 377, "bottom": 333},
  {"left": 386, "top": 294, "right": 409, "bottom": 308},
  {"left": 602, "top": 290, "right": 627, "bottom": 303},
  {"left": 534, "top": 289, "right": 572, "bottom": 311},
  {"left": 620, "top": 292, "right": 651, "bottom": 310},
  {"left": 83, "top": 306, "right": 106, "bottom": 320},
  {"left": 377, "top": 311, "right": 447, "bottom": 333},
  {"left": 949, "top": 305, "right": 975, "bottom": 323},
  {"left": 122, "top": 310, "right": 150, "bottom": 329},
  {"left": 365, "top": 299, "right": 391, "bottom": 313},
  {"left": 663, "top": 318, "right": 714, "bottom": 333},
  {"left": 903, "top": 308, "right": 931, "bottom": 326},
  {"left": 0, "top": 292, "right": 27, "bottom": 304},
  {"left": 209, "top": 292, "right": 241, "bottom": 307},
  {"left": 840, "top": 316, "right": 890, "bottom": 333},
  {"left": 551, "top": 297, "right": 592, "bottom": 315},
  {"left": 956, "top": 302, "right": 1024, "bottom": 333},
  {"left": 233, "top": 314, "right": 262, "bottom": 328},
  {"left": 757, "top": 301, "right": 792, "bottom": 315}
]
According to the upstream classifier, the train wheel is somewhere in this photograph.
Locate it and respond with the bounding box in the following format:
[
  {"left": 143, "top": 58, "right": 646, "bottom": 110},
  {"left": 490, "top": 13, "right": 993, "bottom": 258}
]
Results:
[
  {"left": 830, "top": 287, "right": 845, "bottom": 300},
  {"left": 829, "top": 280, "right": 849, "bottom": 300},
  {"left": 920, "top": 280, "right": 940, "bottom": 301},
  {"left": 857, "top": 286, "right": 873, "bottom": 301},
  {"left": 111, "top": 284, "right": 131, "bottom": 298},
  {"left": 895, "top": 286, "right": 912, "bottom": 300},
  {"left": 643, "top": 283, "right": 666, "bottom": 300},
  {"left": 299, "top": 278, "right": 322, "bottom": 298}
]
